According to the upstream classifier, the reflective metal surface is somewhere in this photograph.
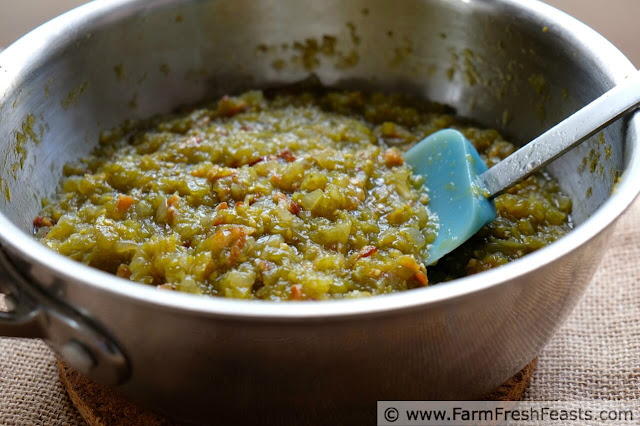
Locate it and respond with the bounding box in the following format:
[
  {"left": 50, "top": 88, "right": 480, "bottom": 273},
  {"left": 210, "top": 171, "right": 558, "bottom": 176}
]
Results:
[
  {"left": 0, "top": 0, "right": 639, "bottom": 423},
  {"left": 481, "top": 69, "right": 640, "bottom": 197},
  {"left": 0, "top": 252, "right": 129, "bottom": 384}
]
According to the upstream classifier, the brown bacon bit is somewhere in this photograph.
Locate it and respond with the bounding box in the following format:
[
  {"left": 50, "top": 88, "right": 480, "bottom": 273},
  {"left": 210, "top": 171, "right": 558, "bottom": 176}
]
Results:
[
  {"left": 290, "top": 285, "right": 303, "bottom": 301},
  {"left": 212, "top": 228, "right": 234, "bottom": 249},
  {"left": 289, "top": 201, "right": 301, "bottom": 215},
  {"left": 217, "top": 95, "right": 247, "bottom": 117},
  {"left": 273, "top": 192, "right": 300, "bottom": 214},
  {"left": 211, "top": 226, "right": 256, "bottom": 265},
  {"left": 167, "top": 194, "right": 180, "bottom": 208},
  {"left": 383, "top": 148, "right": 404, "bottom": 167},
  {"left": 194, "top": 135, "right": 202, "bottom": 144},
  {"left": 356, "top": 245, "right": 378, "bottom": 260},
  {"left": 248, "top": 157, "right": 265, "bottom": 166},
  {"left": 399, "top": 257, "right": 428, "bottom": 286},
  {"left": 270, "top": 174, "right": 281, "bottom": 185},
  {"left": 250, "top": 154, "right": 278, "bottom": 167},
  {"left": 216, "top": 202, "right": 229, "bottom": 211},
  {"left": 273, "top": 192, "right": 288, "bottom": 204},
  {"left": 235, "top": 202, "right": 245, "bottom": 208},
  {"left": 212, "top": 216, "right": 227, "bottom": 226},
  {"left": 206, "top": 166, "right": 235, "bottom": 181},
  {"left": 212, "top": 227, "right": 246, "bottom": 265},
  {"left": 229, "top": 234, "right": 247, "bottom": 265},
  {"left": 248, "top": 193, "right": 262, "bottom": 205},
  {"left": 414, "top": 271, "right": 428, "bottom": 286},
  {"left": 277, "top": 150, "right": 297, "bottom": 162},
  {"left": 33, "top": 216, "right": 55, "bottom": 228},
  {"left": 116, "top": 264, "right": 132, "bottom": 279},
  {"left": 116, "top": 195, "right": 136, "bottom": 212},
  {"left": 182, "top": 240, "right": 192, "bottom": 248}
]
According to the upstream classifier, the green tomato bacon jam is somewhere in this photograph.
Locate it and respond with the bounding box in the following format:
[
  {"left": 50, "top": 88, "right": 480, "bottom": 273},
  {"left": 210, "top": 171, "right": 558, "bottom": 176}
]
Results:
[{"left": 35, "top": 88, "right": 572, "bottom": 300}]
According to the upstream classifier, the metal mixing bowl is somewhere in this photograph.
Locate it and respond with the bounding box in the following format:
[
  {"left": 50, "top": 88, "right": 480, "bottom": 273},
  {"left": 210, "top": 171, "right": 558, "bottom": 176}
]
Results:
[{"left": 1, "top": 0, "right": 639, "bottom": 423}]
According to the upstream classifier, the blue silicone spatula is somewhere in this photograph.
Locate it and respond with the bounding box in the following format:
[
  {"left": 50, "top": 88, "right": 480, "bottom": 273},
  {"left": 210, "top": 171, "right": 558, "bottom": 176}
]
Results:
[{"left": 405, "top": 70, "right": 640, "bottom": 265}]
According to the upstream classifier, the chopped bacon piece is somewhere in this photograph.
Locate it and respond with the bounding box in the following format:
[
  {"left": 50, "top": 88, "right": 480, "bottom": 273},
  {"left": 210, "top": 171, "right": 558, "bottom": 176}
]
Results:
[
  {"left": 212, "top": 216, "right": 226, "bottom": 226},
  {"left": 399, "top": 257, "right": 428, "bottom": 286},
  {"left": 270, "top": 174, "right": 282, "bottom": 185},
  {"left": 217, "top": 95, "right": 247, "bottom": 117},
  {"left": 216, "top": 202, "right": 228, "bottom": 211},
  {"left": 212, "top": 228, "right": 235, "bottom": 248},
  {"left": 277, "top": 150, "right": 297, "bottom": 162},
  {"left": 116, "top": 195, "right": 136, "bottom": 212},
  {"left": 274, "top": 192, "right": 288, "bottom": 203},
  {"left": 33, "top": 216, "right": 55, "bottom": 228},
  {"left": 248, "top": 157, "right": 264, "bottom": 166},
  {"left": 249, "top": 154, "right": 278, "bottom": 167},
  {"left": 211, "top": 226, "right": 256, "bottom": 265},
  {"left": 235, "top": 202, "right": 245, "bottom": 208},
  {"left": 414, "top": 271, "right": 428, "bottom": 286},
  {"left": 248, "top": 193, "right": 261, "bottom": 205},
  {"left": 289, "top": 201, "right": 301, "bottom": 215},
  {"left": 356, "top": 245, "right": 378, "bottom": 260},
  {"left": 205, "top": 166, "right": 235, "bottom": 181},
  {"left": 167, "top": 194, "right": 180, "bottom": 208},
  {"left": 383, "top": 148, "right": 404, "bottom": 167},
  {"left": 229, "top": 234, "right": 247, "bottom": 265},
  {"left": 290, "top": 285, "right": 303, "bottom": 300},
  {"left": 272, "top": 192, "right": 300, "bottom": 214}
]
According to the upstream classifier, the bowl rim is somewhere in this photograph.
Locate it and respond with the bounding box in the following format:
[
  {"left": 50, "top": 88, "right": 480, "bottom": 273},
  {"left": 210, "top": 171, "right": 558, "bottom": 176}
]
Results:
[{"left": 1, "top": 0, "right": 639, "bottom": 321}]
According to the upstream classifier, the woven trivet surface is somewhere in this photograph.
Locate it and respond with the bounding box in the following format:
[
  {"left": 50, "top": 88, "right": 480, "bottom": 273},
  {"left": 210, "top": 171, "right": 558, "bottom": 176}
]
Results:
[{"left": 1, "top": 199, "right": 639, "bottom": 425}]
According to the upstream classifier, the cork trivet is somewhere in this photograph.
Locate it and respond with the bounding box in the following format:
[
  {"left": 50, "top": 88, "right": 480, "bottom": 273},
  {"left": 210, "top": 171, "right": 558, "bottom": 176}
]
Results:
[
  {"left": 58, "top": 357, "right": 537, "bottom": 425},
  {"left": 483, "top": 357, "right": 538, "bottom": 401},
  {"left": 57, "top": 359, "right": 169, "bottom": 426}
]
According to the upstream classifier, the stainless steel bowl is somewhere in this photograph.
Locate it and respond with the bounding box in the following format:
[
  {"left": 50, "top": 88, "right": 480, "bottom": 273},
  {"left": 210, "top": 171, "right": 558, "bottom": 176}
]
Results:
[{"left": 1, "top": 0, "right": 639, "bottom": 423}]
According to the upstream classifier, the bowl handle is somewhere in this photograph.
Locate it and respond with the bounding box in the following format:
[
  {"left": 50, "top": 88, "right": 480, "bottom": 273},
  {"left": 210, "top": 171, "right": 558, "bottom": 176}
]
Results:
[
  {"left": 0, "top": 248, "right": 131, "bottom": 385},
  {"left": 0, "top": 285, "right": 45, "bottom": 338}
]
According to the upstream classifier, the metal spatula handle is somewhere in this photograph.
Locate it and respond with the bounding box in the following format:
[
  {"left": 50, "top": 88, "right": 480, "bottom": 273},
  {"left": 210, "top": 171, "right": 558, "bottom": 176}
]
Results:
[{"left": 479, "top": 69, "right": 640, "bottom": 198}]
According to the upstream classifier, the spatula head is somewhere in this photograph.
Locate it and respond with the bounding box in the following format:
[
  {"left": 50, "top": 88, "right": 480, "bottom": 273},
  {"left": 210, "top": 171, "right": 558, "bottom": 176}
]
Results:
[{"left": 404, "top": 129, "right": 497, "bottom": 265}]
